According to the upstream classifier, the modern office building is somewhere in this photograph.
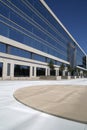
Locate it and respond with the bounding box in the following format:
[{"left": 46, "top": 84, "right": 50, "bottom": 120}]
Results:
[{"left": 0, "top": 0, "right": 87, "bottom": 80}]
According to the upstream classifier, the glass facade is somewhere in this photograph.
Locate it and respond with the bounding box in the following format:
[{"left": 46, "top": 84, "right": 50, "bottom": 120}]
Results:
[
  {"left": 7, "top": 63, "right": 10, "bottom": 76},
  {"left": 32, "top": 53, "right": 46, "bottom": 62},
  {"left": 0, "top": 62, "right": 3, "bottom": 77},
  {"left": 36, "top": 67, "right": 45, "bottom": 76},
  {"left": 32, "top": 67, "right": 34, "bottom": 76},
  {"left": 0, "top": 0, "right": 86, "bottom": 68},
  {"left": 50, "top": 70, "right": 56, "bottom": 76},
  {"left": 14, "top": 64, "right": 30, "bottom": 77},
  {"left": 0, "top": 42, "right": 6, "bottom": 53}
]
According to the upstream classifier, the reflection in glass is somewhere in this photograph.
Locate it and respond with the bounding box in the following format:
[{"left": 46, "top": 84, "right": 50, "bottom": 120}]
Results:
[
  {"left": 14, "top": 64, "right": 30, "bottom": 77},
  {"left": 0, "top": 62, "right": 3, "bottom": 77}
]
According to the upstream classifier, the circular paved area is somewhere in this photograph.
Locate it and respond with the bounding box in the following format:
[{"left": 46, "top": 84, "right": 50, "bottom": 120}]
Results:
[{"left": 14, "top": 85, "right": 87, "bottom": 124}]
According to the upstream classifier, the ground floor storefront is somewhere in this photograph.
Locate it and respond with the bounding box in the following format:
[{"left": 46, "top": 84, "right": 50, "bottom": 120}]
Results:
[
  {"left": 0, "top": 57, "right": 60, "bottom": 80},
  {"left": 0, "top": 55, "right": 86, "bottom": 80}
]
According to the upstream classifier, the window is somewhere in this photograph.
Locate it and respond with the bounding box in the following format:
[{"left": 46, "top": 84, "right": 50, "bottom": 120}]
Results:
[
  {"left": 6, "top": 45, "right": 11, "bottom": 54},
  {"left": 0, "top": 42, "right": 6, "bottom": 53},
  {"left": 32, "top": 53, "right": 46, "bottom": 62},
  {"left": 0, "top": 62, "right": 3, "bottom": 77},
  {"left": 10, "top": 46, "right": 31, "bottom": 59},
  {"left": 7, "top": 63, "right": 10, "bottom": 76},
  {"left": 36, "top": 67, "right": 45, "bottom": 76},
  {"left": 14, "top": 64, "right": 30, "bottom": 77},
  {"left": 50, "top": 70, "right": 56, "bottom": 76},
  {"left": 32, "top": 67, "right": 34, "bottom": 76}
]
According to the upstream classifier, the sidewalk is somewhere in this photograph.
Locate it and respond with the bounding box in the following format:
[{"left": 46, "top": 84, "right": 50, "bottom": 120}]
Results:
[{"left": 0, "top": 79, "right": 87, "bottom": 130}]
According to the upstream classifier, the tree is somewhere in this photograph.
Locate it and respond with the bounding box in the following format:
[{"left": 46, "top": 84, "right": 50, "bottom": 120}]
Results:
[
  {"left": 67, "top": 65, "right": 72, "bottom": 73},
  {"left": 48, "top": 60, "right": 55, "bottom": 76},
  {"left": 67, "top": 65, "right": 72, "bottom": 76},
  {"left": 60, "top": 63, "right": 65, "bottom": 71},
  {"left": 71, "top": 67, "right": 77, "bottom": 76},
  {"left": 48, "top": 60, "right": 54, "bottom": 71},
  {"left": 72, "top": 67, "right": 75, "bottom": 76},
  {"left": 59, "top": 63, "right": 65, "bottom": 76},
  {"left": 83, "top": 70, "right": 87, "bottom": 77},
  {"left": 76, "top": 68, "right": 80, "bottom": 76}
]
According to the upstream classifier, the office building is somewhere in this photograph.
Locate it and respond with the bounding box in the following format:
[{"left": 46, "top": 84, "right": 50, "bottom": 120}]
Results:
[{"left": 0, "top": 0, "right": 86, "bottom": 80}]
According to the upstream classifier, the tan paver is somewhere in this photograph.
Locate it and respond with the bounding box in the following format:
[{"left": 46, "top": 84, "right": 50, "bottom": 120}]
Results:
[{"left": 14, "top": 85, "right": 87, "bottom": 123}]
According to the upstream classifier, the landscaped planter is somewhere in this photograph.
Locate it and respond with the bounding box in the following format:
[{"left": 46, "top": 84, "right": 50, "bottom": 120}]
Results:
[
  {"left": 56, "top": 76, "right": 61, "bottom": 80},
  {"left": 71, "top": 76, "right": 77, "bottom": 79},
  {"left": 61, "top": 76, "right": 71, "bottom": 79}
]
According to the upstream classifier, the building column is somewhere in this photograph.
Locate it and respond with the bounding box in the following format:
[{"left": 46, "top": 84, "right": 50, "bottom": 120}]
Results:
[
  {"left": 30, "top": 66, "right": 37, "bottom": 78},
  {"left": 63, "top": 70, "right": 65, "bottom": 76},
  {"left": 55, "top": 69, "right": 57, "bottom": 76},
  {"left": 47, "top": 68, "right": 50, "bottom": 76},
  {"left": 30, "top": 66, "right": 33, "bottom": 78},
  {"left": 10, "top": 63, "right": 14, "bottom": 80},
  {"left": 80, "top": 70, "right": 83, "bottom": 78},
  {"left": 34, "top": 66, "right": 36, "bottom": 77},
  {"left": 45, "top": 68, "right": 48, "bottom": 76},
  {"left": 55, "top": 68, "right": 60, "bottom": 76},
  {"left": 56, "top": 69, "right": 59, "bottom": 76},
  {"left": 2, "top": 62, "right": 7, "bottom": 80}
]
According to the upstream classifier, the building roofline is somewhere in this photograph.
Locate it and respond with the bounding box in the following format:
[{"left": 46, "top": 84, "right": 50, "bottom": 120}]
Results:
[
  {"left": 40, "top": 0, "right": 86, "bottom": 55},
  {"left": 77, "top": 66, "right": 87, "bottom": 71}
]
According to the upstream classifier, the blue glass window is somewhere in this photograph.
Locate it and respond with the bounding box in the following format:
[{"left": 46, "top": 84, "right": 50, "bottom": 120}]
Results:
[
  {"left": 32, "top": 53, "right": 46, "bottom": 62},
  {"left": 0, "top": 2, "right": 10, "bottom": 18},
  {"left": 0, "top": 42, "right": 6, "bottom": 53},
  {"left": 0, "top": 22, "right": 9, "bottom": 37},
  {"left": 10, "top": 46, "right": 31, "bottom": 59}
]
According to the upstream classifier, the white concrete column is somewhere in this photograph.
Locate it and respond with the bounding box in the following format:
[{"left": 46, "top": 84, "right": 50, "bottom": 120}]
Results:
[
  {"left": 68, "top": 72, "right": 71, "bottom": 76},
  {"left": 30, "top": 66, "right": 32, "bottom": 78},
  {"left": 55, "top": 69, "right": 59, "bottom": 76},
  {"left": 80, "top": 70, "right": 83, "bottom": 78},
  {"left": 47, "top": 68, "right": 50, "bottom": 76},
  {"left": 45, "top": 68, "right": 48, "bottom": 76},
  {"left": 57, "top": 69, "right": 59, "bottom": 76},
  {"left": 2, "top": 62, "right": 7, "bottom": 80},
  {"left": 10, "top": 63, "right": 14, "bottom": 80},
  {"left": 34, "top": 66, "right": 36, "bottom": 77},
  {"left": 63, "top": 70, "right": 65, "bottom": 76},
  {"left": 55, "top": 69, "right": 57, "bottom": 76},
  {"left": 56, "top": 69, "right": 59, "bottom": 76}
]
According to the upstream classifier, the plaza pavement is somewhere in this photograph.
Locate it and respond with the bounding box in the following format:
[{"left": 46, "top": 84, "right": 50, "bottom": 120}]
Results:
[
  {"left": 14, "top": 85, "right": 87, "bottom": 124},
  {"left": 0, "top": 79, "right": 87, "bottom": 130}
]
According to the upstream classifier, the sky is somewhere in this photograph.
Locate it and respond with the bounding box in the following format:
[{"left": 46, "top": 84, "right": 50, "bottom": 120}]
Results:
[{"left": 45, "top": 0, "right": 87, "bottom": 54}]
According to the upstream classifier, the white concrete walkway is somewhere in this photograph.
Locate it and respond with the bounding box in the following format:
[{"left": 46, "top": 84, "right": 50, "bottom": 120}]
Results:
[{"left": 0, "top": 79, "right": 87, "bottom": 130}]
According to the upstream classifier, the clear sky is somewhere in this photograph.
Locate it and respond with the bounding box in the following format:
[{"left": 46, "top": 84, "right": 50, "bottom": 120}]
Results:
[{"left": 45, "top": 0, "right": 87, "bottom": 54}]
